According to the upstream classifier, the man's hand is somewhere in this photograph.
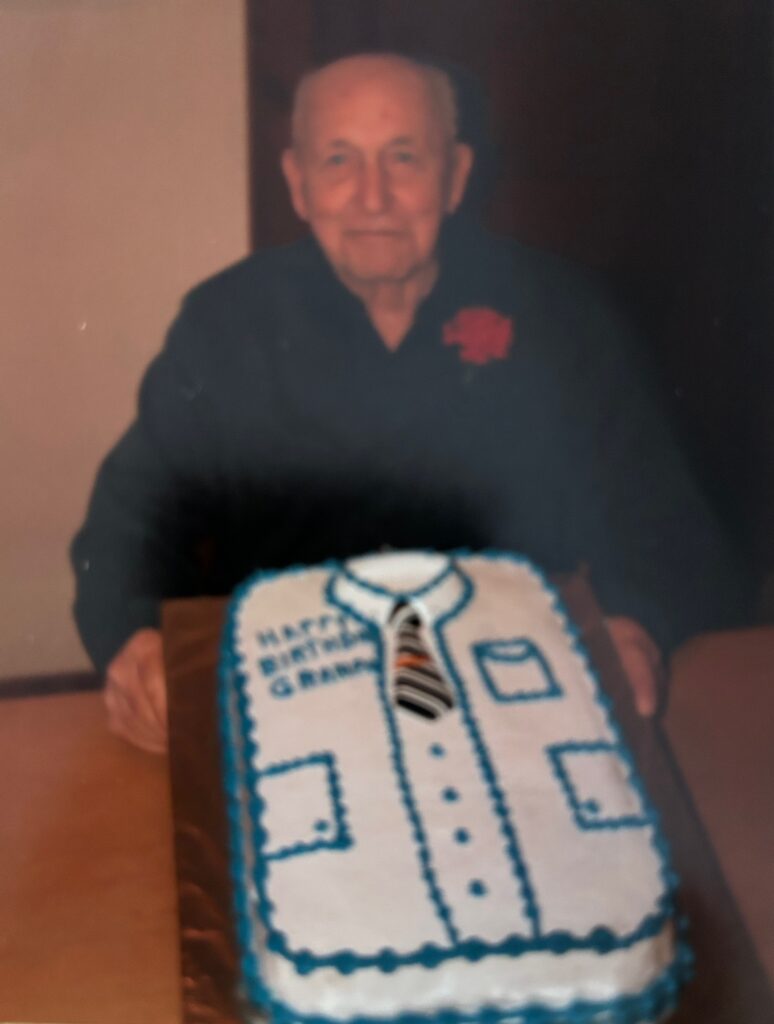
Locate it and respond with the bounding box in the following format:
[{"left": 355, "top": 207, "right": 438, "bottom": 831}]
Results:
[
  {"left": 604, "top": 616, "right": 663, "bottom": 717},
  {"left": 104, "top": 628, "right": 168, "bottom": 754}
]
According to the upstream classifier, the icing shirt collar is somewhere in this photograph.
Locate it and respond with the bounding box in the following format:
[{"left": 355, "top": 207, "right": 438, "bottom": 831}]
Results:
[{"left": 328, "top": 552, "right": 469, "bottom": 627}]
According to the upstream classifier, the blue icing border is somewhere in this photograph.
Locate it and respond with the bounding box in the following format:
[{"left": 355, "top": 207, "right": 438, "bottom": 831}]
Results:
[
  {"left": 218, "top": 645, "right": 266, "bottom": 1011},
  {"left": 546, "top": 742, "right": 650, "bottom": 831},
  {"left": 218, "top": 549, "right": 691, "bottom": 1021},
  {"left": 257, "top": 751, "right": 352, "bottom": 860},
  {"left": 472, "top": 638, "right": 562, "bottom": 702}
]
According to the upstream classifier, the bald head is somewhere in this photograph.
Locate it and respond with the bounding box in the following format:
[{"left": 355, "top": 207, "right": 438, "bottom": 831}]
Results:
[
  {"left": 280, "top": 52, "right": 473, "bottom": 300},
  {"left": 291, "top": 54, "right": 458, "bottom": 155}
]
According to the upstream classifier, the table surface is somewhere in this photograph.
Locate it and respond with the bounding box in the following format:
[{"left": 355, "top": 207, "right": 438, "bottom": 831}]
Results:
[
  {"left": 0, "top": 690, "right": 182, "bottom": 1024},
  {"left": 161, "top": 581, "right": 774, "bottom": 1024},
  {"left": 666, "top": 627, "right": 774, "bottom": 985}
]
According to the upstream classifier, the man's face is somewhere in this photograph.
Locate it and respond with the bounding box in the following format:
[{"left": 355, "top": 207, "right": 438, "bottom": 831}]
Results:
[{"left": 282, "top": 60, "right": 472, "bottom": 290}]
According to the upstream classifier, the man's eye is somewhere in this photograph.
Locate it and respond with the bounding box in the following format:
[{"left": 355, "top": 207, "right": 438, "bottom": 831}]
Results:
[
  {"left": 392, "top": 151, "right": 417, "bottom": 164},
  {"left": 324, "top": 153, "right": 348, "bottom": 167}
]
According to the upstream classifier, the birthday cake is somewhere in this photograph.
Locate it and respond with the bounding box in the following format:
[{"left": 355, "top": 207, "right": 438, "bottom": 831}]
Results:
[{"left": 219, "top": 550, "right": 690, "bottom": 1023}]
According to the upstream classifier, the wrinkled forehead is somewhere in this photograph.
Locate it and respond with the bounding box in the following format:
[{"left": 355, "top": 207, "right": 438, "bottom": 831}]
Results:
[{"left": 297, "top": 61, "right": 447, "bottom": 153}]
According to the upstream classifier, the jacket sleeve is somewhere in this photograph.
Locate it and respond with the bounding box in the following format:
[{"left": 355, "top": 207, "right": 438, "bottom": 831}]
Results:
[
  {"left": 555, "top": 293, "right": 751, "bottom": 655},
  {"left": 70, "top": 297, "right": 221, "bottom": 673}
]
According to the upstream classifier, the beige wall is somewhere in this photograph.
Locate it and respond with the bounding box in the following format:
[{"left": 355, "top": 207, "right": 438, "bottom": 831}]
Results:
[{"left": 0, "top": 1, "right": 249, "bottom": 677}]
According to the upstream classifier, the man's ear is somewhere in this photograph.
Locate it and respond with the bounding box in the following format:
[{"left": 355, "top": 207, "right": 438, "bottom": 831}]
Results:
[
  {"left": 281, "top": 148, "right": 309, "bottom": 222},
  {"left": 445, "top": 143, "right": 474, "bottom": 214}
]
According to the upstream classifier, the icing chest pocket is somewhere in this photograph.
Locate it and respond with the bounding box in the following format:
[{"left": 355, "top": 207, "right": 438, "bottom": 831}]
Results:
[
  {"left": 257, "top": 751, "right": 352, "bottom": 860},
  {"left": 546, "top": 742, "right": 651, "bottom": 831},
  {"left": 472, "top": 638, "right": 562, "bottom": 702}
]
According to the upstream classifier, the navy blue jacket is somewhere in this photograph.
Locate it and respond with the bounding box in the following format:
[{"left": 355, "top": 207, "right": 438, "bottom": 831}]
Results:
[{"left": 71, "top": 219, "right": 747, "bottom": 671}]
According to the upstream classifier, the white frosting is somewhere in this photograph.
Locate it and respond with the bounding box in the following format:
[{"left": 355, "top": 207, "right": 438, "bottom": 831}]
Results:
[{"left": 222, "top": 552, "right": 680, "bottom": 1022}]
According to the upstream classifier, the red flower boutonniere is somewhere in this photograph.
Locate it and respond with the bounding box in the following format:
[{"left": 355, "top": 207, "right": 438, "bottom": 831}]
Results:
[{"left": 442, "top": 307, "right": 514, "bottom": 365}]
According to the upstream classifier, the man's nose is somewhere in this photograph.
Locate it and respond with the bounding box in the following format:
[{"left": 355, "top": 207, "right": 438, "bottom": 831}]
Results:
[{"left": 358, "top": 159, "right": 391, "bottom": 214}]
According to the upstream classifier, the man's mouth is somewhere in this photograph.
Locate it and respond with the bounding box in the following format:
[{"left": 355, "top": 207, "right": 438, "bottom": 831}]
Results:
[{"left": 345, "top": 228, "right": 404, "bottom": 237}]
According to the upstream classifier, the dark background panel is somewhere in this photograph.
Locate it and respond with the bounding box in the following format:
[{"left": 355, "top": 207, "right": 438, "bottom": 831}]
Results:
[{"left": 246, "top": 0, "right": 773, "bottom": 591}]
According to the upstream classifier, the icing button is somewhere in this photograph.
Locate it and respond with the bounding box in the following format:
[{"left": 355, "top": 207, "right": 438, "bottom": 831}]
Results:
[
  {"left": 313, "top": 819, "right": 330, "bottom": 833},
  {"left": 429, "top": 743, "right": 446, "bottom": 758},
  {"left": 468, "top": 879, "right": 487, "bottom": 897},
  {"left": 453, "top": 828, "right": 471, "bottom": 844},
  {"left": 442, "top": 787, "right": 460, "bottom": 803},
  {"left": 582, "top": 798, "right": 601, "bottom": 814}
]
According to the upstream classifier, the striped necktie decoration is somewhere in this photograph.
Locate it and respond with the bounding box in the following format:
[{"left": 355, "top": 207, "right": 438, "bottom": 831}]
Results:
[{"left": 390, "top": 602, "right": 455, "bottom": 720}]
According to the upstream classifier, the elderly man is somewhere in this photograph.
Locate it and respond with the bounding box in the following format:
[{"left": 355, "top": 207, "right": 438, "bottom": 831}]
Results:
[{"left": 71, "top": 54, "right": 745, "bottom": 753}]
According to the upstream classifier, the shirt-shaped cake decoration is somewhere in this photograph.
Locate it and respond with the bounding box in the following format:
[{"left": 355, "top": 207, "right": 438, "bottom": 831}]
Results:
[{"left": 219, "top": 550, "right": 691, "bottom": 1023}]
